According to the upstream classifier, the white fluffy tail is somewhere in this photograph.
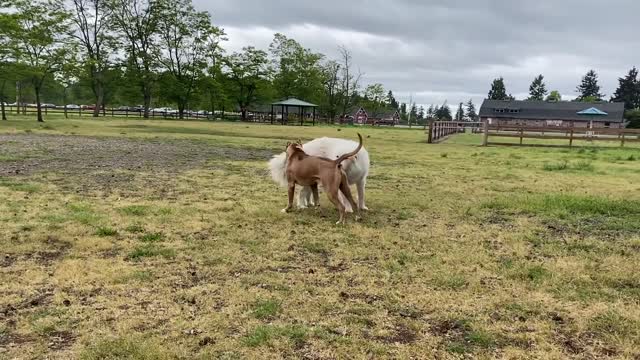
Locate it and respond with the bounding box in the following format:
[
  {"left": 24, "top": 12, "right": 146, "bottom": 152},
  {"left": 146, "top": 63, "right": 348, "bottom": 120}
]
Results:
[{"left": 268, "top": 152, "right": 288, "bottom": 188}]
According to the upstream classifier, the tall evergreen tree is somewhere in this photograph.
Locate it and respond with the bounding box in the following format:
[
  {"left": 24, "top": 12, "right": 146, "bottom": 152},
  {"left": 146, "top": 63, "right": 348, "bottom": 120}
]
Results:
[
  {"left": 488, "top": 77, "right": 509, "bottom": 100},
  {"left": 426, "top": 104, "right": 435, "bottom": 120},
  {"left": 435, "top": 101, "right": 452, "bottom": 120},
  {"left": 386, "top": 90, "right": 399, "bottom": 109},
  {"left": 527, "top": 74, "right": 547, "bottom": 101},
  {"left": 399, "top": 102, "right": 407, "bottom": 120},
  {"left": 611, "top": 67, "right": 640, "bottom": 110},
  {"left": 417, "top": 106, "right": 425, "bottom": 121},
  {"left": 465, "top": 99, "right": 477, "bottom": 121},
  {"left": 576, "top": 69, "right": 604, "bottom": 101},
  {"left": 455, "top": 102, "right": 464, "bottom": 121}
]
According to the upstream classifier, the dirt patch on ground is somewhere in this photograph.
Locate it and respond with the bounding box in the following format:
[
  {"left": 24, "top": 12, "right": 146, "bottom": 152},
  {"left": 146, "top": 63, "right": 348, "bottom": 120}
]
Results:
[{"left": 0, "top": 134, "right": 272, "bottom": 195}]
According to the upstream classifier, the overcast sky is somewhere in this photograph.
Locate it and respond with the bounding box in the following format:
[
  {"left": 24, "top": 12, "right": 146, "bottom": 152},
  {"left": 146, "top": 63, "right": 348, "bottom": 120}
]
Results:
[{"left": 194, "top": 0, "right": 637, "bottom": 108}]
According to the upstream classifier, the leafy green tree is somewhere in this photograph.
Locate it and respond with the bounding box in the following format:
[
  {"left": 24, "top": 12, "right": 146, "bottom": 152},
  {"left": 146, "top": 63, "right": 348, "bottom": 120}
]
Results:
[
  {"left": 625, "top": 109, "right": 640, "bottom": 128},
  {"left": 224, "top": 46, "right": 270, "bottom": 120},
  {"left": 488, "top": 77, "right": 509, "bottom": 100},
  {"left": 576, "top": 69, "right": 604, "bottom": 101},
  {"left": 527, "top": 74, "right": 547, "bottom": 101},
  {"left": 435, "top": 101, "right": 452, "bottom": 120},
  {"left": 465, "top": 99, "right": 477, "bottom": 121},
  {"left": 69, "top": 0, "right": 115, "bottom": 117},
  {"left": 269, "top": 33, "right": 324, "bottom": 103},
  {"left": 108, "top": 0, "right": 161, "bottom": 118},
  {"left": 611, "top": 67, "right": 639, "bottom": 110},
  {"left": 320, "top": 59, "right": 341, "bottom": 122},
  {"left": 154, "top": 0, "right": 225, "bottom": 119},
  {"left": 399, "top": 102, "right": 407, "bottom": 121},
  {"left": 5, "top": 0, "right": 72, "bottom": 122},
  {"left": 546, "top": 90, "right": 562, "bottom": 102}
]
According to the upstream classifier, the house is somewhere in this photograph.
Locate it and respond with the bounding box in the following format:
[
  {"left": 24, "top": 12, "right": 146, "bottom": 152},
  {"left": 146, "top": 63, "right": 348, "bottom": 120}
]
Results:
[
  {"left": 479, "top": 100, "right": 625, "bottom": 128},
  {"left": 369, "top": 109, "right": 400, "bottom": 126},
  {"left": 339, "top": 107, "right": 368, "bottom": 124}
]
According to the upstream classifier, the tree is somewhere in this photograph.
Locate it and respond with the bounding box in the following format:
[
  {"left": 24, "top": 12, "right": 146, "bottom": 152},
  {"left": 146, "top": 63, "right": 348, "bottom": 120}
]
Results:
[
  {"left": 320, "top": 59, "right": 340, "bottom": 122},
  {"left": 435, "top": 101, "right": 452, "bottom": 120},
  {"left": 364, "top": 83, "right": 385, "bottom": 114},
  {"left": 269, "top": 33, "right": 324, "bottom": 103},
  {"left": 417, "top": 106, "right": 425, "bottom": 121},
  {"left": 625, "top": 109, "right": 640, "bottom": 129},
  {"left": 488, "top": 77, "right": 509, "bottom": 100},
  {"left": 224, "top": 46, "right": 270, "bottom": 120},
  {"left": 408, "top": 102, "right": 417, "bottom": 126},
  {"left": 338, "top": 45, "right": 361, "bottom": 118},
  {"left": 6, "top": 0, "right": 72, "bottom": 122},
  {"left": 455, "top": 102, "right": 464, "bottom": 121},
  {"left": 426, "top": 104, "right": 435, "bottom": 120},
  {"left": 546, "top": 90, "right": 562, "bottom": 102},
  {"left": 527, "top": 74, "right": 547, "bottom": 101},
  {"left": 69, "top": 0, "right": 115, "bottom": 117},
  {"left": 154, "top": 0, "right": 225, "bottom": 119},
  {"left": 0, "top": 10, "right": 19, "bottom": 120},
  {"left": 465, "top": 99, "right": 477, "bottom": 121},
  {"left": 399, "top": 102, "right": 407, "bottom": 121},
  {"left": 611, "top": 67, "right": 640, "bottom": 111},
  {"left": 386, "top": 90, "right": 399, "bottom": 109},
  {"left": 108, "top": 0, "right": 161, "bottom": 118},
  {"left": 576, "top": 69, "right": 604, "bottom": 101}
]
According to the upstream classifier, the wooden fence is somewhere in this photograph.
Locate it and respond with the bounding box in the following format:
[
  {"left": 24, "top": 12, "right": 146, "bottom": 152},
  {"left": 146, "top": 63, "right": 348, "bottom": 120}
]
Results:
[
  {"left": 2, "top": 105, "right": 330, "bottom": 125},
  {"left": 482, "top": 123, "right": 640, "bottom": 147},
  {"left": 427, "top": 121, "right": 482, "bottom": 143}
]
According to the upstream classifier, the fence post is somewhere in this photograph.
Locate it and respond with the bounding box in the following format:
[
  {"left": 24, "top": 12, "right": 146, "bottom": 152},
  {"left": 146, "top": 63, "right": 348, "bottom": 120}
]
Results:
[
  {"left": 621, "top": 132, "right": 626, "bottom": 147},
  {"left": 569, "top": 129, "right": 574, "bottom": 147},
  {"left": 519, "top": 128, "right": 524, "bottom": 145},
  {"left": 427, "top": 120, "right": 434, "bottom": 143},
  {"left": 482, "top": 121, "right": 489, "bottom": 146}
]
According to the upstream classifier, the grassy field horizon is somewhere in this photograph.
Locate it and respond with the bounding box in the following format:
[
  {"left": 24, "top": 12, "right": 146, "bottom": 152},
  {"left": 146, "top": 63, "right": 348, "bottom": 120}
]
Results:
[{"left": 1, "top": 116, "right": 639, "bottom": 359}]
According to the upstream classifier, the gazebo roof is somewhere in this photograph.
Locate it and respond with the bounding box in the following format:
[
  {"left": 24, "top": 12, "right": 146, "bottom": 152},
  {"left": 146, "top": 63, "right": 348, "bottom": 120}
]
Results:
[
  {"left": 577, "top": 107, "right": 608, "bottom": 116},
  {"left": 272, "top": 98, "right": 318, "bottom": 107}
]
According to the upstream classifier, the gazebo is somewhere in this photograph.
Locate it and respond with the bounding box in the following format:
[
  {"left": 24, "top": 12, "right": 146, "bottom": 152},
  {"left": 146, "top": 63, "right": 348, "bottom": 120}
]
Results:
[
  {"left": 271, "top": 98, "right": 318, "bottom": 126},
  {"left": 577, "top": 107, "right": 608, "bottom": 129}
]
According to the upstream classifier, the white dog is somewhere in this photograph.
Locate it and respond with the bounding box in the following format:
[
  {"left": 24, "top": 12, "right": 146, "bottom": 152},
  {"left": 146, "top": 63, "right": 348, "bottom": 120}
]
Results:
[{"left": 269, "top": 137, "right": 370, "bottom": 212}]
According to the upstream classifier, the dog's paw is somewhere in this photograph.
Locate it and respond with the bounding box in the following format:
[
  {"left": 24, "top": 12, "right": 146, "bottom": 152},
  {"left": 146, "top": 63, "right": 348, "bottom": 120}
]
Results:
[
  {"left": 344, "top": 207, "right": 354, "bottom": 214},
  {"left": 281, "top": 208, "right": 290, "bottom": 213},
  {"left": 361, "top": 206, "right": 370, "bottom": 211}
]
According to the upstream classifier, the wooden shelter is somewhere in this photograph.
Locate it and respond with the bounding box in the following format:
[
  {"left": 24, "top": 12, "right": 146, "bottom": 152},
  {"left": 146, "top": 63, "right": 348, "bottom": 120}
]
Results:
[{"left": 271, "top": 98, "right": 318, "bottom": 126}]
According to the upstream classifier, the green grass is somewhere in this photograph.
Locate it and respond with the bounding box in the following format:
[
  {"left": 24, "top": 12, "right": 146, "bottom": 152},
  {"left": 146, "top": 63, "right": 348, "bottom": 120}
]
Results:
[
  {"left": 1, "top": 116, "right": 640, "bottom": 359},
  {"left": 251, "top": 299, "right": 282, "bottom": 319}
]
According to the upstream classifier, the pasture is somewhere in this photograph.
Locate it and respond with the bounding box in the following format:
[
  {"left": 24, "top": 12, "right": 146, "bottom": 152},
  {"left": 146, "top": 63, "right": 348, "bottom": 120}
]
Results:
[{"left": 1, "top": 116, "right": 639, "bottom": 359}]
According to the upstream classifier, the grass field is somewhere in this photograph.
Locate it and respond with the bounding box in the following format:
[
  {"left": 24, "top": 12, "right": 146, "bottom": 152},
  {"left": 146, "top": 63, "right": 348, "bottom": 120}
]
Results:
[{"left": 1, "top": 116, "right": 640, "bottom": 359}]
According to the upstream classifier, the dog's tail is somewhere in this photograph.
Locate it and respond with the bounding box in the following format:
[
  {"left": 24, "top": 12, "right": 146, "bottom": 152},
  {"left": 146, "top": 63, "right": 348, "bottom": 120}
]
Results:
[
  {"left": 335, "top": 133, "right": 363, "bottom": 166},
  {"left": 268, "top": 152, "right": 289, "bottom": 188}
]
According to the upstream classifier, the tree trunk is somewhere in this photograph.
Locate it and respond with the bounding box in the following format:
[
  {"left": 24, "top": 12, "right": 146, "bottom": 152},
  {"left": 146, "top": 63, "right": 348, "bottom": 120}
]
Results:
[
  {"left": 35, "top": 84, "right": 44, "bottom": 122},
  {"left": 93, "top": 82, "right": 104, "bottom": 118},
  {"left": 1, "top": 101, "right": 6, "bottom": 121},
  {"left": 241, "top": 108, "right": 247, "bottom": 121},
  {"left": 63, "top": 88, "right": 68, "bottom": 119},
  {"left": 143, "top": 87, "right": 151, "bottom": 119},
  {"left": 178, "top": 103, "right": 185, "bottom": 120}
]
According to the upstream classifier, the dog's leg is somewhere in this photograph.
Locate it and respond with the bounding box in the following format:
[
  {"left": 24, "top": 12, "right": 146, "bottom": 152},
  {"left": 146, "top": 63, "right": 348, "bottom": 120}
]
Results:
[
  {"left": 338, "top": 191, "right": 354, "bottom": 213},
  {"left": 298, "top": 186, "right": 311, "bottom": 208},
  {"left": 357, "top": 178, "right": 369, "bottom": 211},
  {"left": 326, "top": 187, "right": 346, "bottom": 224},
  {"left": 340, "top": 175, "right": 360, "bottom": 222},
  {"left": 311, "top": 183, "right": 320, "bottom": 207},
  {"left": 282, "top": 182, "right": 295, "bottom": 213}
]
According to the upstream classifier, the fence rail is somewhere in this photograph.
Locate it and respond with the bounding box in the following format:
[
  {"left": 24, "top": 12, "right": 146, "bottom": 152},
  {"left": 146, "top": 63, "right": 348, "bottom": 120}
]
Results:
[
  {"left": 482, "top": 123, "right": 640, "bottom": 147},
  {"left": 1, "top": 105, "right": 330, "bottom": 125},
  {"left": 427, "top": 121, "right": 482, "bottom": 143}
]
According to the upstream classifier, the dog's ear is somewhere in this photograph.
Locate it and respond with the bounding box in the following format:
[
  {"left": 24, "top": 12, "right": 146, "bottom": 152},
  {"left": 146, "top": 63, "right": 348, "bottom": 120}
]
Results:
[
  {"left": 285, "top": 141, "right": 291, "bottom": 149},
  {"left": 296, "top": 139, "right": 302, "bottom": 145}
]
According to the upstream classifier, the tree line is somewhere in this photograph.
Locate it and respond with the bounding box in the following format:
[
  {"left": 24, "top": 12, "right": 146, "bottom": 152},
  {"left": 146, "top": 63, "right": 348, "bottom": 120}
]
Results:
[
  {"left": 0, "top": 0, "right": 414, "bottom": 123},
  {"left": 486, "top": 69, "right": 640, "bottom": 127}
]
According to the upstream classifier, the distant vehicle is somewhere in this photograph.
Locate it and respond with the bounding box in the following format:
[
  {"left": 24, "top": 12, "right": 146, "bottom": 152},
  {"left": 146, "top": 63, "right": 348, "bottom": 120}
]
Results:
[
  {"left": 152, "top": 107, "right": 177, "bottom": 114},
  {"left": 64, "top": 104, "right": 81, "bottom": 110},
  {"left": 82, "top": 104, "right": 104, "bottom": 110},
  {"left": 115, "top": 106, "right": 138, "bottom": 111}
]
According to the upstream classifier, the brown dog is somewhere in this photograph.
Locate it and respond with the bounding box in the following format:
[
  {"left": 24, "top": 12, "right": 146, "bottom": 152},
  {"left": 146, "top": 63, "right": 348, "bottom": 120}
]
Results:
[{"left": 282, "top": 133, "right": 363, "bottom": 224}]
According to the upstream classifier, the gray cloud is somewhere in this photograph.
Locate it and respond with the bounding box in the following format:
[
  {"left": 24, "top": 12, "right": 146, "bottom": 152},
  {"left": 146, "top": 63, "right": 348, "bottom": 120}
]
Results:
[{"left": 195, "top": 0, "right": 638, "bottom": 107}]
